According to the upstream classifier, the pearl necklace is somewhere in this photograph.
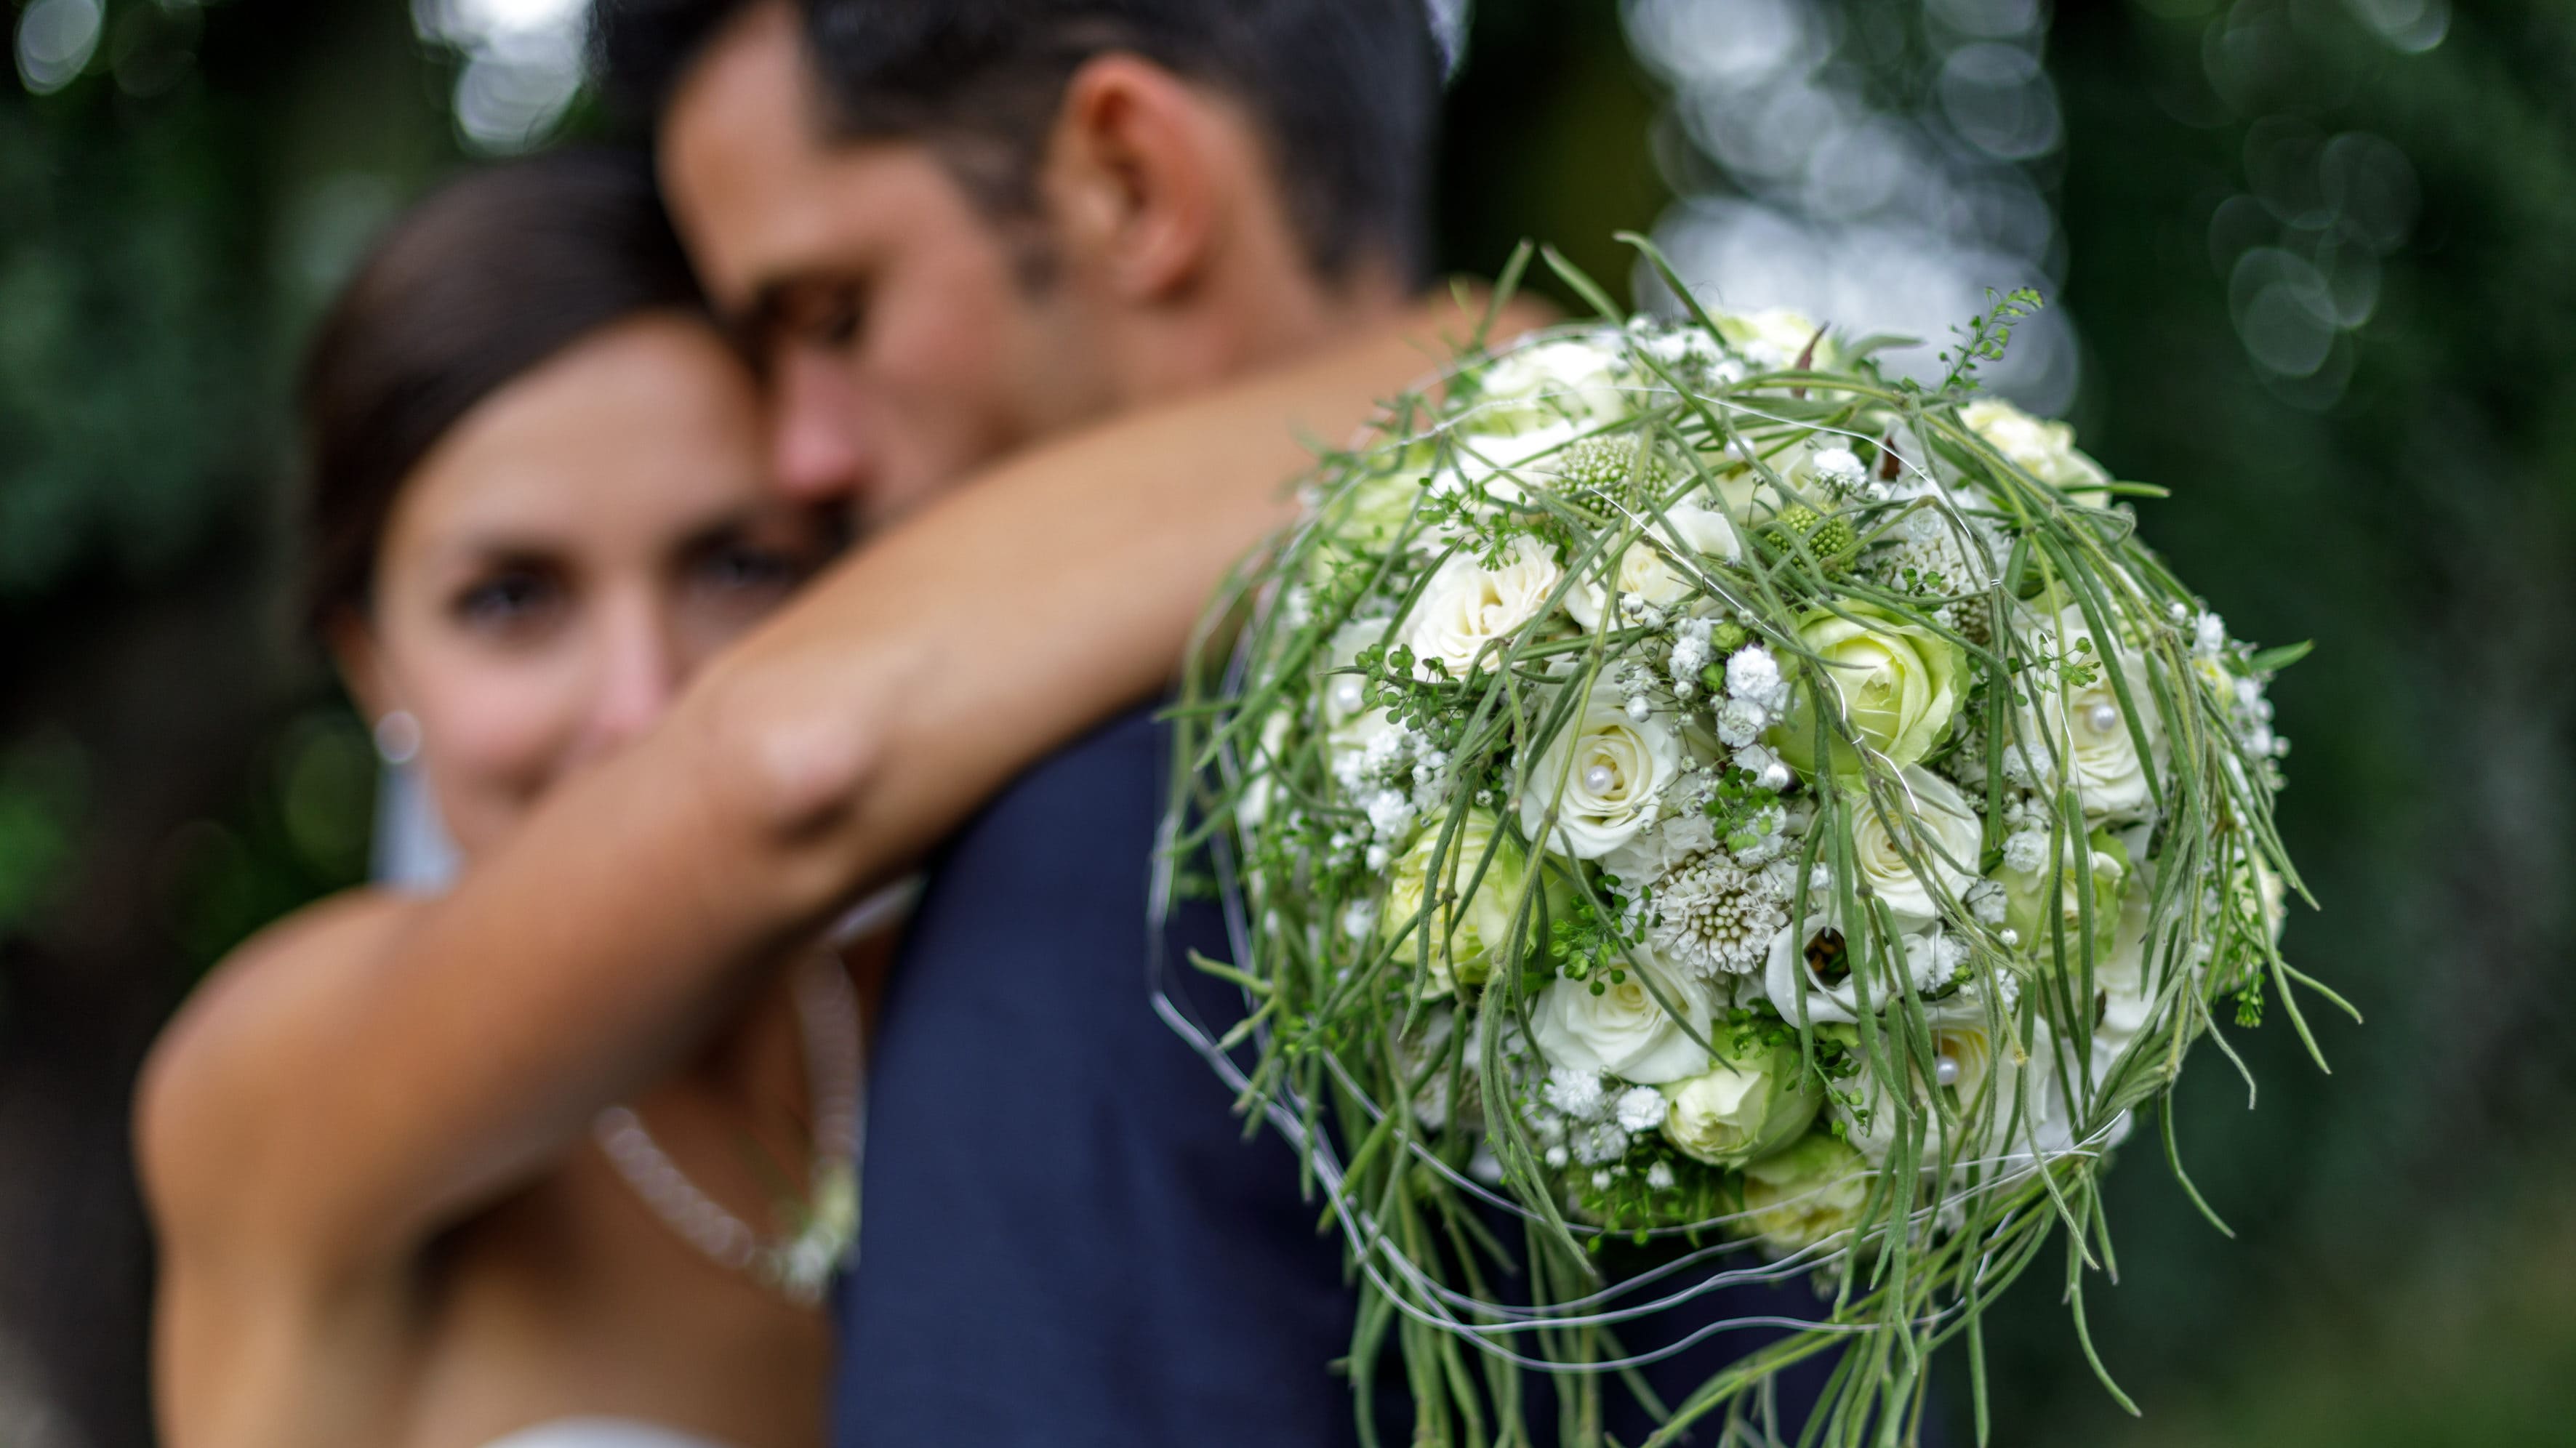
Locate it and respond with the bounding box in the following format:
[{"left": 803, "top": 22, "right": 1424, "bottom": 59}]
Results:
[{"left": 594, "top": 954, "right": 863, "bottom": 1305}]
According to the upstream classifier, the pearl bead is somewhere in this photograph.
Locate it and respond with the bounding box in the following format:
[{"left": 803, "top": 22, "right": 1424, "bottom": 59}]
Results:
[
  {"left": 1583, "top": 763, "right": 1618, "bottom": 795},
  {"left": 1331, "top": 679, "right": 1365, "bottom": 715},
  {"left": 1935, "top": 1055, "right": 1961, "bottom": 1088},
  {"left": 2086, "top": 702, "right": 2121, "bottom": 735},
  {"left": 1625, "top": 696, "right": 1652, "bottom": 722}
]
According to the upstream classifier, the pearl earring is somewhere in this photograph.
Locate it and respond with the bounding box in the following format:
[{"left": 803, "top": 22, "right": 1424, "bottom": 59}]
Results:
[{"left": 374, "top": 709, "right": 423, "bottom": 766}]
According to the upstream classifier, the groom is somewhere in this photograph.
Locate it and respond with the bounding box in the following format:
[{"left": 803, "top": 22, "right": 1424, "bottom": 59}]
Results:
[{"left": 597, "top": 1, "right": 1831, "bottom": 1442}]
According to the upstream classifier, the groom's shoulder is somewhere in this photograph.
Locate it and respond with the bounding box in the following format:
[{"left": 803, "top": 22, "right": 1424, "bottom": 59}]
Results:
[{"left": 953, "top": 704, "right": 1171, "bottom": 849}]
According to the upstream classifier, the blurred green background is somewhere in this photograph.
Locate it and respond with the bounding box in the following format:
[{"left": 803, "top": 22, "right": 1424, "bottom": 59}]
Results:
[{"left": 1, "top": 1, "right": 2568, "bottom": 1444}]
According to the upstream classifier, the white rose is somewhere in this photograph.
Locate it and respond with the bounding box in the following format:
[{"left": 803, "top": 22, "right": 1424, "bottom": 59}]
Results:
[
  {"left": 1321, "top": 619, "right": 1399, "bottom": 757},
  {"left": 1706, "top": 435, "right": 1829, "bottom": 521},
  {"left": 1403, "top": 536, "right": 1562, "bottom": 679},
  {"left": 1528, "top": 960, "right": 1716, "bottom": 1085},
  {"left": 1473, "top": 334, "right": 1634, "bottom": 429},
  {"left": 1740, "top": 1133, "right": 1872, "bottom": 1255},
  {"left": 1850, "top": 767, "right": 1983, "bottom": 923},
  {"left": 1562, "top": 503, "right": 1742, "bottom": 630},
  {"left": 1757, "top": 906, "right": 1954, "bottom": 1026},
  {"left": 1660, "top": 1039, "right": 1820, "bottom": 1167},
  {"left": 1997, "top": 1021, "right": 2127, "bottom": 1163},
  {"left": 2020, "top": 607, "right": 2166, "bottom": 821},
  {"left": 1442, "top": 419, "right": 1584, "bottom": 502},
  {"left": 1518, "top": 679, "right": 1682, "bottom": 860},
  {"left": 1961, "top": 399, "right": 2111, "bottom": 507},
  {"left": 1995, "top": 826, "right": 2130, "bottom": 964},
  {"left": 1325, "top": 452, "right": 1433, "bottom": 552},
  {"left": 1834, "top": 992, "right": 2009, "bottom": 1163},
  {"left": 1235, "top": 708, "right": 1295, "bottom": 831},
  {"left": 1712, "top": 308, "right": 1837, "bottom": 372},
  {"left": 2088, "top": 832, "right": 2169, "bottom": 1069}
]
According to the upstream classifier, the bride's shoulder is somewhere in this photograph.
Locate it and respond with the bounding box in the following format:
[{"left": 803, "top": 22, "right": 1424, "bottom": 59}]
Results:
[{"left": 135, "top": 890, "right": 422, "bottom": 1226}]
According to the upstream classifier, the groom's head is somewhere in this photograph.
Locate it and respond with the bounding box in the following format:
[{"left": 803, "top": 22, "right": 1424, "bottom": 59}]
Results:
[{"left": 599, "top": 0, "right": 1440, "bottom": 526}]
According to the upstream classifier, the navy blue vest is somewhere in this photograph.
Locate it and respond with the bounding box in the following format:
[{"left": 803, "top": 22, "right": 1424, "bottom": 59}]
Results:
[{"left": 832, "top": 707, "right": 1853, "bottom": 1446}]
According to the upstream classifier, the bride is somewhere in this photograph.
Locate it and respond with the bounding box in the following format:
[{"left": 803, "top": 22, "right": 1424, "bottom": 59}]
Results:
[{"left": 135, "top": 149, "right": 1520, "bottom": 1448}]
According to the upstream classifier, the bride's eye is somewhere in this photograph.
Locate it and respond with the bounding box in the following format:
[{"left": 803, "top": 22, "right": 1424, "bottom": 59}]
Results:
[
  {"left": 690, "top": 541, "right": 806, "bottom": 601},
  {"left": 452, "top": 567, "right": 563, "bottom": 636}
]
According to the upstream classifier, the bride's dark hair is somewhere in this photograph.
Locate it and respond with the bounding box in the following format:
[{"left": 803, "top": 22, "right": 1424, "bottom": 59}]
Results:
[{"left": 298, "top": 147, "right": 707, "bottom": 632}]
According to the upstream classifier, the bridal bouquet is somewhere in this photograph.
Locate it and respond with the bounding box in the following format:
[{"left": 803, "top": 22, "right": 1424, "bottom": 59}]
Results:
[{"left": 1164, "top": 245, "right": 2330, "bottom": 1445}]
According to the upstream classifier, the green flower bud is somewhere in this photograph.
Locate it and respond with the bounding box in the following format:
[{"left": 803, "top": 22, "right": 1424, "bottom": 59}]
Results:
[{"left": 1556, "top": 435, "right": 1675, "bottom": 495}]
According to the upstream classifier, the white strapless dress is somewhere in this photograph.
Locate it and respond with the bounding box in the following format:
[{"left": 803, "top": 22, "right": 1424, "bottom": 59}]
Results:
[{"left": 482, "top": 1420, "right": 731, "bottom": 1448}]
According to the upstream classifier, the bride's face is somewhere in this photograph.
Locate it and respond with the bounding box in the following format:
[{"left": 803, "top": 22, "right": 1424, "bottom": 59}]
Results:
[{"left": 342, "top": 314, "right": 840, "bottom": 857}]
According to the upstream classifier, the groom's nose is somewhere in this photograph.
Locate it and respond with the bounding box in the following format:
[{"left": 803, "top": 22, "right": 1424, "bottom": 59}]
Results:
[{"left": 770, "top": 353, "right": 870, "bottom": 515}]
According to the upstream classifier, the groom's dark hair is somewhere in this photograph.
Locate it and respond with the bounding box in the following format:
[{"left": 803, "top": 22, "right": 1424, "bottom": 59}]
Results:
[{"left": 595, "top": 0, "right": 1440, "bottom": 283}]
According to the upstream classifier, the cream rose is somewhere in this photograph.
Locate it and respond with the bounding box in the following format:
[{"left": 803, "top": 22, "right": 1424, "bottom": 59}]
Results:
[
  {"left": 1740, "top": 1134, "right": 1872, "bottom": 1255},
  {"left": 1518, "top": 679, "right": 1682, "bottom": 860},
  {"left": 1381, "top": 811, "right": 1553, "bottom": 999},
  {"left": 1768, "top": 604, "right": 1967, "bottom": 781},
  {"left": 1850, "top": 766, "right": 1983, "bottom": 923},
  {"left": 1961, "top": 399, "right": 2111, "bottom": 507},
  {"left": 2020, "top": 607, "right": 2166, "bottom": 821},
  {"left": 1713, "top": 308, "right": 1839, "bottom": 372},
  {"left": 1472, "top": 334, "right": 1635, "bottom": 430},
  {"left": 1661, "top": 1039, "right": 1821, "bottom": 1167},
  {"left": 1528, "top": 960, "right": 1715, "bottom": 1085},
  {"left": 1403, "top": 536, "right": 1562, "bottom": 679},
  {"left": 1563, "top": 503, "right": 1741, "bottom": 630}
]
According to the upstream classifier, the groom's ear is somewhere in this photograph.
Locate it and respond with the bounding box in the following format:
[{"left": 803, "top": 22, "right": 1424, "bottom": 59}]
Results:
[{"left": 1041, "top": 53, "right": 1225, "bottom": 304}]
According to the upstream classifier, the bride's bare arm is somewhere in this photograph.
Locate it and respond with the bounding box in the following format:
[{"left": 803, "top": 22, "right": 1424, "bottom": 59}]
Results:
[{"left": 138, "top": 289, "right": 1550, "bottom": 1283}]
